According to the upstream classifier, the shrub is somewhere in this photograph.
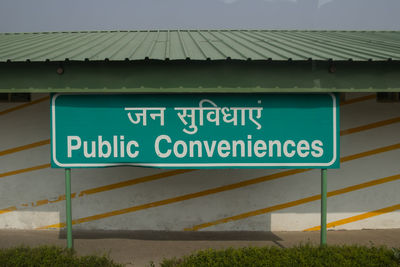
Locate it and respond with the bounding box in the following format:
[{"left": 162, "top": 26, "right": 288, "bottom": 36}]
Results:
[
  {"left": 160, "top": 244, "right": 400, "bottom": 267},
  {"left": 0, "top": 246, "right": 123, "bottom": 267}
]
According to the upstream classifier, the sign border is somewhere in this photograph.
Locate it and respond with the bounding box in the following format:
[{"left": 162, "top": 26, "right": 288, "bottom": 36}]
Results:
[{"left": 51, "top": 93, "right": 338, "bottom": 168}]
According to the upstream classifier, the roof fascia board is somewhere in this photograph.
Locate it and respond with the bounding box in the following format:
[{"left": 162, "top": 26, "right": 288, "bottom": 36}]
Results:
[{"left": 0, "top": 61, "right": 399, "bottom": 93}]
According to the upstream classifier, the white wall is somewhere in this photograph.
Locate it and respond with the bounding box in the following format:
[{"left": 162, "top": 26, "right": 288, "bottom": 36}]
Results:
[{"left": 0, "top": 93, "right": 399, "bottom": 231}]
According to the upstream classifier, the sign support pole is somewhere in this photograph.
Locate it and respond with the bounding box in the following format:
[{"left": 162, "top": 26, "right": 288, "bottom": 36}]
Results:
[
  {"left": 321, "top": 168, "right": 327, "bottom": 246},
  {"left": 65, "top": 168, "right": 73, "bottom": 249}
]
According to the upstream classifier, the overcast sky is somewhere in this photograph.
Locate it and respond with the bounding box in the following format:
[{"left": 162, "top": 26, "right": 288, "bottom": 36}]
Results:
[{"left": 0, "top": 0, "right": 399, "bottom": 32}]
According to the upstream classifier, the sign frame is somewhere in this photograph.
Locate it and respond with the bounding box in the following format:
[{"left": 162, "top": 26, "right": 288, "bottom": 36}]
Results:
[{"left": 51, "top": 93, "right": 339, "bottom": 169}]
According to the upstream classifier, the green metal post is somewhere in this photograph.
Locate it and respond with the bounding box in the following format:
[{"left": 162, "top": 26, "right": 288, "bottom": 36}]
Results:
[
  {"left": 65, "top": 168, "right": 73, "bottom": 249},
  {"left": 321, "top": 169, "right": 327, "bottom": 246}
]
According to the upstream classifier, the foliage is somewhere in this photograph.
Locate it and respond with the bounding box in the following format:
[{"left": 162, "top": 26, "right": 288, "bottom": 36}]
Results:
[{"left": 159, "top": 244, "right": 400, "bottom": 267}]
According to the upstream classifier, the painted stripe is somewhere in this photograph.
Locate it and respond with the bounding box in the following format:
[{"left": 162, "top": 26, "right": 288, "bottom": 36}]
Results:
[
  {"left": 0, "top": 170, "right": 193, "bottom": 215},
  {"left": 0, "top": 206, "right": 17, "bottom": 215},
  {"left": 0, "top": 139, "right": 50, "bottom": 157},
  {"left": 36, "top": 169, "right": 309, "bottom": 229},
  {"left": 36, "top": 143, "right": 400, "bottom": 230},
  {"left": 341, "top": 117, "right": 400, "bottom": 136},
  {"left": 10, "top": 140, "right": 393, "bottom": 212},
  {"left": 304, "top": 203, "right": 400, "bottom": 232},
  {"left": 0, "top": 95, "right": 50, "bottom": 116},
  {"left": 1, "top": 124, "right": 399, "bottom": 216},
  {"left": 77, "top": 170, "right": 193, "bottom": 197},
  {"left": 0, "top": 163, "right": 50, "bottom": 178},
  {"left": 186, "top": 173, "right": 400, "bottom": 231},
  {"left": 36, "top": 170, "right": 193, "bottom": 206},
  {"left": 340, "top": 143, "right": 400, "bottom": 163},
  {"left": 340, "top": 94, "right": 375, "bottom": 106}
]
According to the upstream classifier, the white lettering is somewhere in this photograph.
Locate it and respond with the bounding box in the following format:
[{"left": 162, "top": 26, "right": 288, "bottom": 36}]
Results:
[
  {"left": 217, "top": 140, "right": 230, "bottom": 158},
  {"left": 174, "top": 141, "right": 188, "bottom": 158},
  {"left": 204, "top": 141, "right": 217, "bottom": 157},
  {"left": 189, "top": 141, "right": 202, "bottom": 157},
  {"left": 247, "top": 135, "right": 252, "bottom": 157},
  {"left": 155, "top": 135, "right": 172, "bottom": 158},
  {"left": 283, "top": 140, "right": 296, "bottom": 158},
  {"left": 311, "top": 140, "right": 324, "bottom": 157},
  {"left": 113, "top": 136, "right": 118, "bottom": 158},
  {"left": 83, "top": 141, "right": 96, "bottom": 158},
  {"left": 98, "top": 136, "right": 112, "bottom": 158},
  {"left": 232, "top": 140, "right": 245, "bottom": 157},
  {"left": 297, "top": 140, "right": 310, "bottom": 158},
  {"left": 67, "top": 136, "right": 81, "bottom": 158},
  {"left": 268, "top": 140, "right": 282, "bottom": 157},
  {"left": 126, "top": 141, "right": 139, "bottom": 158},
  {"left": 120, "top": 136, "right": 125, "bottom": 158},
  {"left": 254, "top": 140, "right": 267, "bottom": 157}
]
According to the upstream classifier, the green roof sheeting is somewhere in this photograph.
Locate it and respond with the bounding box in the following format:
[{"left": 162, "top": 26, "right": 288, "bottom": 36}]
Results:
[
  {"left": 0, "top": 30, "right": 399, "bottom": 93},
  {"left": 0, "top": 30, "right": 400, "bottom": 62}
]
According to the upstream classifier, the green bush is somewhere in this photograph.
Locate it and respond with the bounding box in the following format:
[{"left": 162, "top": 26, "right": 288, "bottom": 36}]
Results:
[
  {"left": 0, "top": 246, "right": 123, "bottom": 267},
  {"left": 160, "top": 244, "right": 400, "bottom": 267}
]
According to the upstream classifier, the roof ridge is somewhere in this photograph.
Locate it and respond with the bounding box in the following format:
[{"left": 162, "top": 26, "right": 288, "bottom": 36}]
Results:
[{"left": 1, "top": 30, "right": 400, "bottom": 35}]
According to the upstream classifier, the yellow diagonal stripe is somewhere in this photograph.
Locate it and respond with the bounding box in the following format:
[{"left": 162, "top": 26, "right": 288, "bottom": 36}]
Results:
[
  {"left": 10, "top": 139, "right": 393, "bottom": 213},
  {"left": 0, "top": 139, "right": 50, "bottom": 157},
  {"left": 341, "top": 117, "right": 400, "bottom": 136},
  {"left": 0, "top": 170, "right": 193, "bottom": 215},
  {"left": 340, "top": 143, "right": 400, "bottom": 163},
  {"left": 340, "top": 94, "right": 375, "bottom": 106},
  {"left": 185, "top": 173, "right": 400, "bottom": 231},
  {"left": 0, "top": 95, "right": 50, "bottom": 116},
  {"left": 36, "top": 143, "right": 400, "bottom": 230},
  {"left": 77, "top": 169, "right": 193, "bottom": 197},
  {"left": 37, "top": 169, "right": 309, "bottom": 229},
  {"left": 304, "top": 203, "right": 400, "bottom": 232},
  {"left": 38, "top": 170, "right": 193, "bottom": 205},
  {"left": 0, "top": 163, "right": 50, "bottom": 178},
  {"left": 1, "top": 121, "right": 399, "bottom": 219},
  {"left": 0, "top": 206, "right": 17, "bottom": 215}
]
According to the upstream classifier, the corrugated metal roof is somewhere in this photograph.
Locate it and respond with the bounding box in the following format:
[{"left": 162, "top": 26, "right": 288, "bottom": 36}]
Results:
[{"left": 0, "top": 30, "right": 399, "bottom": 62}]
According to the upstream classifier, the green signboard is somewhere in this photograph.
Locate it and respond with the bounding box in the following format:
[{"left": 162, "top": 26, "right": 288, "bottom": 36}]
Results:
[{"left": 51, "top": 93, "right": 339, "bottom": 169}]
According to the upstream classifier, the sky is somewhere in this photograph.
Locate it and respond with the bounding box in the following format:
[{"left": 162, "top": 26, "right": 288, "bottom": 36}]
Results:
[{"left": 0, "top": 0, "right": 399, "bottom": 32}]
